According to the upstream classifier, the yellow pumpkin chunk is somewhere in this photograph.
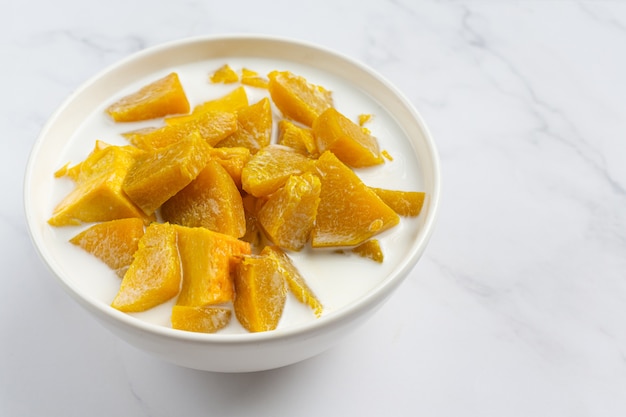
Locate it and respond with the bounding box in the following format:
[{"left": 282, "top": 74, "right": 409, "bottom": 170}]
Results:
[
  {"left": 313, "top": 108, "right": 383, "bottom": 167},
  {"left": 48, "top": 145, "right": 153, "bottom": 226},
  {"left": 105, "top": 72, "right": 190, "bottom": 122},
  {"left": 56, "top": 141, "right": 142, "bottom": 183},
  {"left": 311, "top": 151, "right": 399, "bottom": 247},
  {"left": 165, "top": 86, "right": 248, "bottom": 125},
  {"left": 70, "top": 218, "right": 145, "bottom": 277},
  {"left": 123, "top": 110, "right": 237, "bottom": 150},
  {"left": 174, "top": 225, "right": 251, "bottom": 307},
  {"left": 233, "top": 254, "right": 286, "bottom": 332},
  {"left": 78, "top": 142, "right": 146, "bottom": 182},
  {"left": 257, "top": 172, "right": 321, "bottom": 251},
  {"left": 207, "top": 146, "right": 251, "bottom": 189},
  {"left": 53, "top": 162, "right": 72, "bottom": 178},
  {"left": 111, "top": 223, "right": 181, "bottom": 312},
  {"left": 267, "top": 70, "right": 333, "bottom": 127},
  {"left": 210, "top": 64, "right": 239, "bottom": 84},
  {"left": 216, "top": 98, "right": 272, "bottom": 153},
  {"left": 370, "top": 188, "right": 425, "bottom": 217},
  {"left": 241, "top": 145, "right": 315, "bottom": 197},
  {"left": 241, "top": 194, "right": 264, "bottom": 248},
  {"left": 161, "top": 159, "right": 246, "bottom": 238},
  {"left": 241, "top": 68, "right": 269, "bottom": 89},
  {"left": 351, "top": 239, "right": 384, "bottom": 263},
  {"left": 122, "top": 132, "right": 212, "bottom": 215},
  {"left": 277, "top": 119, "right": 317, "bottom": 156},
  {"left": 358, "top": 113, "right": 373, "bottom": 126},
  {"left": 171, "top": 305, "right": 232, "bottom": 333},
  {"left": 261, "top": 246, "right": 323, "bottom": 317}
]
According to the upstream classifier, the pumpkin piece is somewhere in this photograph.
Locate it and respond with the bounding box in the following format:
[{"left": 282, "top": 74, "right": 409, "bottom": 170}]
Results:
[
  {"left": 69, "top": 218, "right": 145, "bottom": 277},
  {"left": 277, "top": 119, "right": 318, "bottom": 156},
  {"left": 216, "top": 98, "right": 272, "bottom": 153},
  {"left": 122, "top": 132, "right": 212, "bottom": 216},
  {"left": 54, "top": 141, "right": 142, "bottom": 183},
  {"left": 56, "top": 141, "right": 135, "bottom": 182},
  {"left": 53, "top": 162, "right": 71, "bottom": 179},
  {"left": 210, "top": 64, "right": 239, "bottom": 84},
  {"left": 358, "top": 113, "right": 373, "bottom": 126},
  {"left": 48, "top": 145, "right": 154, "bottom": 226},
  {"left": 241, "top": 145, "right": 315, "bottom": 198},
  {"left": 174, "top": 225, "right": 251, "bottom": 307},
  {"left": 165, "top": 86, "right": 248, "bottom": 125},
  {"left": 120, "top": 127, "right": 157, "bottom": 148},
  {"left": 267, "top": 70, "right": 333, "bottom": 127},
  {"left": 261, "top": 246, "right": 323, "bottom": 318},
  {"left": 313, "top": 108, "right": 383, "bottom": 168},
  {"left": 241, "top": 68, "right": 269, "bottom": 89},
  {"left": 111, "top": 222, "right": 181, "bottom": 312},
  {"left": 351, "top": 239, "right": 384, "bottom": 263},
  {"left": 257, "top": 172, "right": 321, "bottom": 251},
  {"left": 161, "top": 159, "right": 246, "bottom": 238},
  {"left": 370, "top": 188, "right": 425, "bottom": 217},
  {"left": 311, "top": 151, "right": 399, "bottom": 247},
  {"left": 123, "top": 110, "right": 237, "bottom": 150},
  {"left": 171, "top": 305, "right": 232, "bottom": 333},
  {"left": 233, "top": 254, "right": 287, "bottom": 332},
  {"left": 105, "top": 72, "right": 190, "bottom": 122},
  {"left": 207, "top": 146, "right": 251, "bottom": 189},
  {"left": 75, "top": 144, "right": 145, "bottom": 183},
  {"left": 241, "top": 194, "right": 264, "bottom": 248}
]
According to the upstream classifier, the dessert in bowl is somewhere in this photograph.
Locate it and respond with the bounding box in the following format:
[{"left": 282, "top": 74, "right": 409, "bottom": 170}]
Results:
[{"left": 24, "top": 34, "right": 440, "bottom": 372}]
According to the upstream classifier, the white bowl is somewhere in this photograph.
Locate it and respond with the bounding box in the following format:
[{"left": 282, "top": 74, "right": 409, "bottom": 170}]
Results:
[{"left": 24, "top": 34, "right": 440, "bottom": 372}]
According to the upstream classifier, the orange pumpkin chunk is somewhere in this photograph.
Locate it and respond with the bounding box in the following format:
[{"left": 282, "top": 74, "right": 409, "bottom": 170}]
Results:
[
  {"left": 105, "top": 72, "right": 190, "bottom": 122},
  {"left": 241, "top": 145, "right": 315, "bottom": 197},
  {"left": 123, "top": 110, "right": 237, "bottom": 150},
  {"left": 351, "top": 239, "right": 384, "bottom": 263},
  {"left": 261, "top": 246, "right": 323, "bottom": 317},
  {"left": 313, "top": 107, "right": 383, "bottom": 167},
  {"left": 48, "top": 144, "right": 153, "bottom": 226},
  {"left": 311, "top": 151, "right": 399, "bottom": 247},
  {"left": 122, "top": 132, "right": 212, "bottom": 216},
  {"left": 370, "top": 188, "right": 425, "bottom": 217},
  {"left": 165, "top": 86, "right": 248, "bottom": 125},
  {"left": 70, "top": 218, "right": 145, "bottom": 277},
  {"left": 233, "top": 254, "right": 286, "bottom": 332},
  {"left": 277, "top": 119, "right": 317, "bottom": 156},
  {"left": 216, "top": 98, "right": 272, "bottom": 153},
  {"left": 210, "top": 64, "right": 239, "bottom": 84},
  {"left": 175, "top": 225, "right": 251, "bottom": 307},
  {"left": 161, "top": 159, "right": 246, "bottom": 238},
  {"left": 111, "top": 222, "right": 181, "bottom": 312},
  {"left": 267, "top": 70, "right": 333, "bottom": 127},
  {"left": 257, "top": 172, "right": 321, "bottom": 251},
  {"left": 171, "top": 305, "right": 232, "bottom": 333}
]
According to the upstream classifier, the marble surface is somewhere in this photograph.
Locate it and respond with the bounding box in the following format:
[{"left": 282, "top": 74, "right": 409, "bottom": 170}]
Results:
[{"left": 4, "top": 0, "right": 626, "bottom": 415}]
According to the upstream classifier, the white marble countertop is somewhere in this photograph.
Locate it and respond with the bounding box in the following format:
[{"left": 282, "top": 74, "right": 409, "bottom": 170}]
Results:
[{"left": 4, "top": 0, "right": 626, "bottom": 415}]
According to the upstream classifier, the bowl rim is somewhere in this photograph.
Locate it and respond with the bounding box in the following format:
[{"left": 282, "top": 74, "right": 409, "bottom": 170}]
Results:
[{"left": 24, "top": 33, "right": 441, "bottom": 345}]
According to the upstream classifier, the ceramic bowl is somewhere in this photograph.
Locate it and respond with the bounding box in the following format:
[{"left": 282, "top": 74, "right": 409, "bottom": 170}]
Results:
[{"left": 24, "top": 34, "right": 440, "bottom": 372}]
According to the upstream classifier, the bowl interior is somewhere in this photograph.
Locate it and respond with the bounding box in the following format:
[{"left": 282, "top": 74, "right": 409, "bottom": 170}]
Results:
[{"left": 24, "top": 35, "right": 440, "bottom": 346}]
